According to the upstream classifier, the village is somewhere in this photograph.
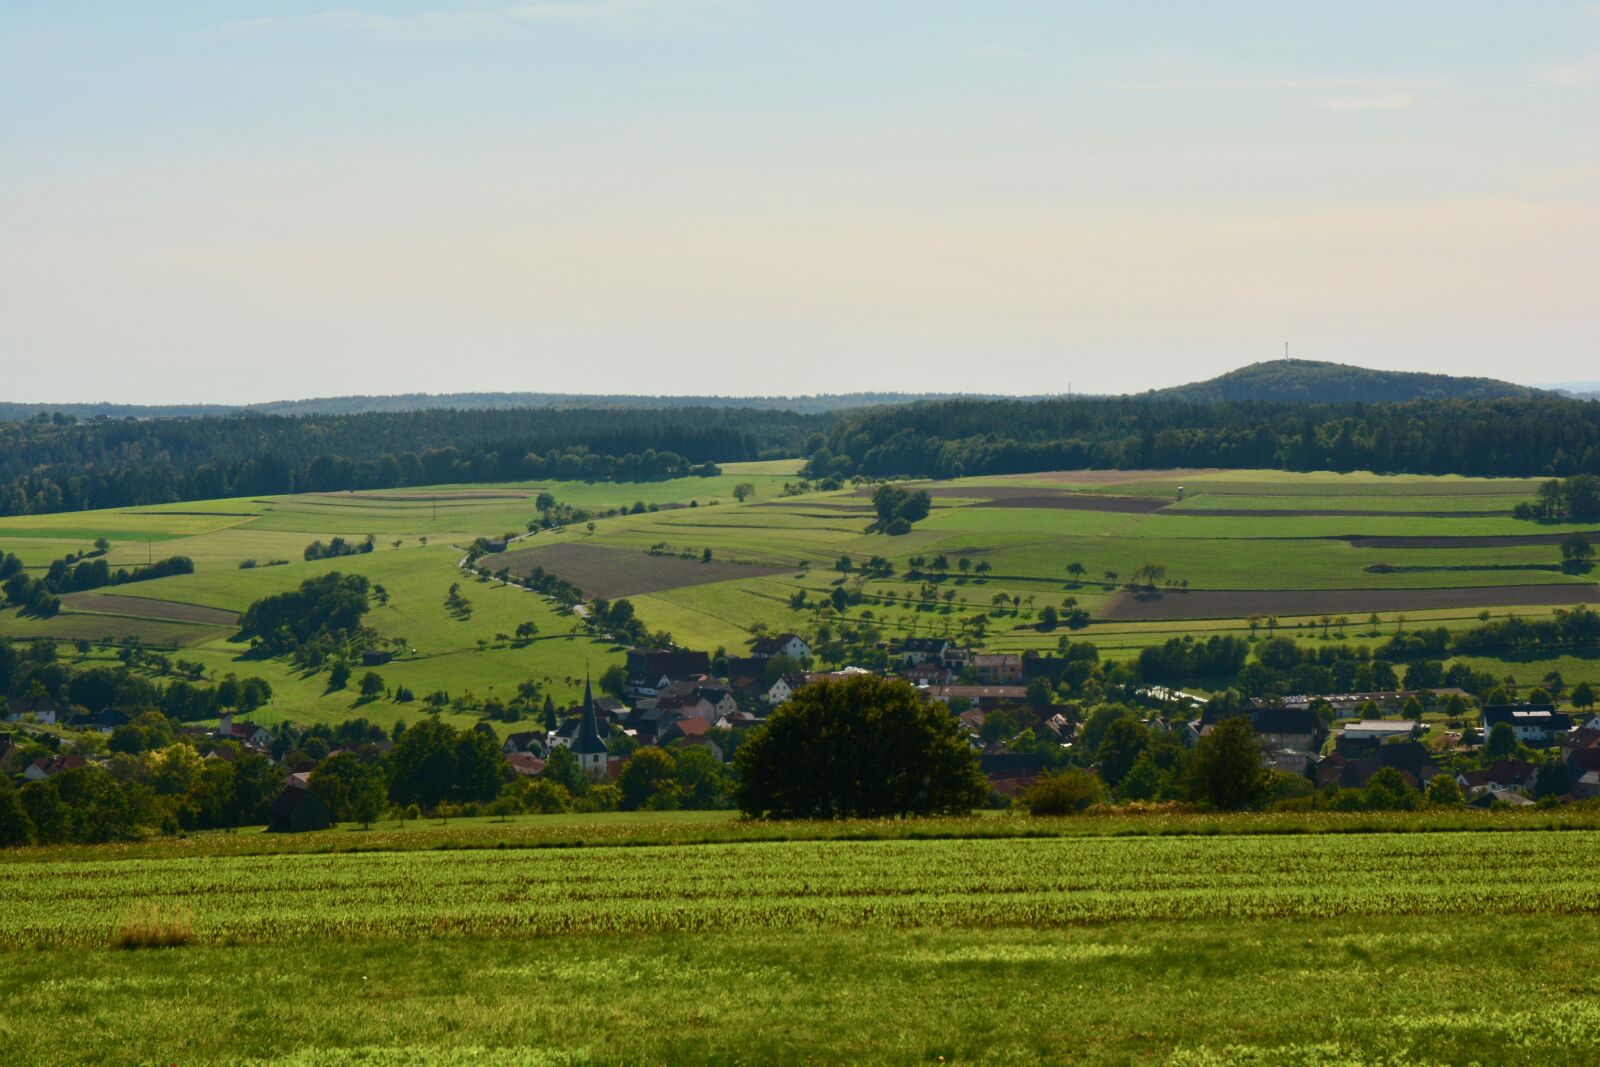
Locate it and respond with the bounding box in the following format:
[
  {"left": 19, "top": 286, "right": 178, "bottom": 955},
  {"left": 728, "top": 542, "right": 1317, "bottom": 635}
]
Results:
[{"left": 6, "top": 627, "right": 1595, "bottom": 833}]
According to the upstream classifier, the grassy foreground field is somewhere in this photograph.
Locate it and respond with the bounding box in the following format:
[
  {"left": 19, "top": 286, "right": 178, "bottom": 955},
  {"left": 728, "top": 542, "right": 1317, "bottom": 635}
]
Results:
[{"left": 5, "top": 814, "right": 1600, "bottom": 1064}]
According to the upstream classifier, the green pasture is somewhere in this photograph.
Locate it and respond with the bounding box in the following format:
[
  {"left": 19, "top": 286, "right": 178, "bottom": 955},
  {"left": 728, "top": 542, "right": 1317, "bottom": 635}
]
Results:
[{"left": 6, "top": 820, "right": 1600, "bottom": 1064}]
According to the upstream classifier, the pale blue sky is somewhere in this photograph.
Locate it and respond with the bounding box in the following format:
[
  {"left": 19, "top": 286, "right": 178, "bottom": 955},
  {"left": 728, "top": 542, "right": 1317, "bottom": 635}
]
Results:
[{"left": 2, "top": 2, "right": 1596, "bottom": 402}]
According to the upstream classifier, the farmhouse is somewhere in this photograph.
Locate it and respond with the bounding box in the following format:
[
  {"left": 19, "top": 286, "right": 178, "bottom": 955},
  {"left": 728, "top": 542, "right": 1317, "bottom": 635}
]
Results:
[
  {"left": 897, "top": 638, "right": 957, "bottom": 669},
  {"left": 505, "top": 753, "right": 547, "bottom": 777},
  {"left": 1339, "top": 720, "right": 1420, "bottom": 743},
  {"left": 970, "top": 654, "right": 1023, "bottom": 685},
  {"left": 1481, "top": 704, "right": 1571, "bottom": 746},
  {"left": 214, "top": 711, "right": 272, "bottom": 750},
  {"left": 23, "top": 754, "right": 87, "bottom": 781},
  {"left": 502, "top": 731, "right": 545, "bottom": 756},
  {"left": 924, "top": 685, "right": 1028, "bottom": 709},
  {"left": 64, "top": 707, "right": 130, "bottom": 734},
  {"left": 3, "top": 696, "right": 60, "bottom": 726},
  {"left": 750, "top": 633, "right": 810, "bottom": 661},
  {"left": 625, "top": 648, "right": 712, "bottom": 697}
]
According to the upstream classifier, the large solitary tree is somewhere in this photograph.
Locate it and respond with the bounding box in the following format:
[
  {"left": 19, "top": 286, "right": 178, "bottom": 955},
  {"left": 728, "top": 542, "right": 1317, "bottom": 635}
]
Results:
[
  {"left": 734, "top": 676, "right": 984, "bottom": 819},
  {"left": 1183, "top": 715, "right": 1268, "bottom": 810}
]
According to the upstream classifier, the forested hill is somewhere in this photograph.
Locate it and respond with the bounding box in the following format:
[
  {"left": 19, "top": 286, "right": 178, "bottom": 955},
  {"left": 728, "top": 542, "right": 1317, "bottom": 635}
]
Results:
[
  {"left": 805, "top": 396, "right": 1600, "bottom": 480},
  {"left": 0, "top": 407, "right": 825, "bottom": 517},
  {"left": 1153, "top": 360, "right": 1545, "bottom": 404}
]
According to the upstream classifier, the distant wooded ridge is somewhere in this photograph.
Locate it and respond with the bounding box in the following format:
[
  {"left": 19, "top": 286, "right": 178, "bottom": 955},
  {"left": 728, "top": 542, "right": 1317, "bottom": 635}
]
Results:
[
  {"left": 0, "top": 392, "right": 1014, "bottom": 422},
  {"left": 0, "top": 358, "right": 1584, "bottom": 422}
]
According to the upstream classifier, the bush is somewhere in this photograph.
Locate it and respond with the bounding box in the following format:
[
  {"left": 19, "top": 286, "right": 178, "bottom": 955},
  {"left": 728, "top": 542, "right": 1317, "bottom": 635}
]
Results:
[{"left": 1019, "top": 768, "right": 1105, "bottom": 816}]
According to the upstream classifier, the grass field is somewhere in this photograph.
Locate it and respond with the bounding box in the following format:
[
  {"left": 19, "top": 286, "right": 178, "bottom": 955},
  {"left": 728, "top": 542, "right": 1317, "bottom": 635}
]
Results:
[
  {"left": 3, "top": 464, "right": 1599, "bottom": 732},
  {"left": 6, "top": 813, "right": 1600, "bottom": 1064}
]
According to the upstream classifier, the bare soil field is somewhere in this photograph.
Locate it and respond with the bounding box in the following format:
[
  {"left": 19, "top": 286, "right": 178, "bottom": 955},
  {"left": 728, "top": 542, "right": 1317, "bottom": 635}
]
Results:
[
  {"left": 493, "top": 542, "right": 792, "bottom": 599},
  {"left": 1349, "top": 531, "right": 1600, "bottom": 549},
  {"left": 988, "top": 468, "right": 1224, "bottom": 485},
  {"left": 1100, "top": 583, "right": 1600, "bottom": 621},
  {"left": 1178, "top": 507, "right": 1508, "bottom": 519},
  {"left": 965, "top": 493, "right": 1171, "bottom": 513},
  {"left": 59, "top": 592, "right": 240, "bottom": 625}
]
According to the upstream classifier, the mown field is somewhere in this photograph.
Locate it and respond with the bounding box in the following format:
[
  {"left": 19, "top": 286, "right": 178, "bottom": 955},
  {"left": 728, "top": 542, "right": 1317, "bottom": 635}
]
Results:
[
  {"left": 2, "top": 463, "right": 1598, "bottom": 732},
  {"left": 5, "top": 816, "right": 1600, "bottom": 1064}
]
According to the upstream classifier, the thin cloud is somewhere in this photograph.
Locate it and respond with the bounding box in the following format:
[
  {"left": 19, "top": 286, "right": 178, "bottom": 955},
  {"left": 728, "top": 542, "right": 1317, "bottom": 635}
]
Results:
[
  {"left": 207, "top": 1, "right": 713, "bottom": 41},
  {"left": 1320, "top": 92, "right": 1417, "bottom": 112},
  {"left": 1540, "top": 53, "right": 1599, "bottom": 87}
]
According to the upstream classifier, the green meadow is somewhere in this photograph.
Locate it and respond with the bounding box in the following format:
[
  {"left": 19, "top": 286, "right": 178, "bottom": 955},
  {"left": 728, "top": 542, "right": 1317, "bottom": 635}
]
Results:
[
  {"left": 2, "top": 463, "right": 1598, "bottom": 732},
  {"left": 5, "top": 815, "right": 1600, "bottom": 1064}
]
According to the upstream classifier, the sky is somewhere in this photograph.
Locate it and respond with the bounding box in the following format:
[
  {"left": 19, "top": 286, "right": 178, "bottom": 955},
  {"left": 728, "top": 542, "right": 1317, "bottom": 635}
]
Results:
[{"left": 2, "top": 1, "right": 1597, "bottom": 404}]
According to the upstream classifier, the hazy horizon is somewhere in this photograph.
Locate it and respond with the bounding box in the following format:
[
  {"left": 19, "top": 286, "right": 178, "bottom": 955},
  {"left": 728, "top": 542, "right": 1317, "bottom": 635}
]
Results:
[{"left": 3, "top": 1, "right": 1597, "bottom": 405}]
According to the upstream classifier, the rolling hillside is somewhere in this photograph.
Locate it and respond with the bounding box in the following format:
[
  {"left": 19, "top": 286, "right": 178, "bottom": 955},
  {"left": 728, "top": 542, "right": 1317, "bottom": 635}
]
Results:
[{"left": 1153, "top": 359, "right": 1545, "bottom": 404}]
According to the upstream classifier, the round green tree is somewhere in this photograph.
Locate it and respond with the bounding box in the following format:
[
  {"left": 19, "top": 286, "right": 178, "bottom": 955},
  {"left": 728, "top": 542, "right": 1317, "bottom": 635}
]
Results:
[{"left": 734, "top": 676, "right": 985, "bottom": 819}]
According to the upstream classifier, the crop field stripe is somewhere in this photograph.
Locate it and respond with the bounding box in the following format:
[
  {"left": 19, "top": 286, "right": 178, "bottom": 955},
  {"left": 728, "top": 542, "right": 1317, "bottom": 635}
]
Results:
[{"left": 6, "top": 831, "right": 1600, "bottom": 949}]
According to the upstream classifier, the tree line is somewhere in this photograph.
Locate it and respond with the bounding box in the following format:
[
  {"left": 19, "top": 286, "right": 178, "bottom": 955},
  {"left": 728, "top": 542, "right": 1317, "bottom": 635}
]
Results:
[
  {"left": 804, "top": 396, "right": 1600, "bottom": 480},
  {"left": 0, "top": 406, "right": 825, "bottom": 516}
]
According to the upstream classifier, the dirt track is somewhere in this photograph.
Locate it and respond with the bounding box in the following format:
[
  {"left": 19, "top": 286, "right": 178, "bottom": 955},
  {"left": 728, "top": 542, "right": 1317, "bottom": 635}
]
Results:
[
  {"left": 1099, "top": 583, "right": 1600, "bottom": 621},
  {"left": 493, "top": 542, "right": 792, "bottom": 599},
  {"left": 61, "top": 592, "right": 239, "bottom": 626}
]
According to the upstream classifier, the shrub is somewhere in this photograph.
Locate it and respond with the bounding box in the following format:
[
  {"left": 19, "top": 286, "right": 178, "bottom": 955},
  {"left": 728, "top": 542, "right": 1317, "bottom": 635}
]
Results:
[{"left": 1020, "top": 768, "right": 1105, "bottom": 816}]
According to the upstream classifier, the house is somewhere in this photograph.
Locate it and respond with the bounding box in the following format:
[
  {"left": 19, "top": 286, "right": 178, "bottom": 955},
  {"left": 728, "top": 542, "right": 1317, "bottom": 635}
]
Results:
[
  {"left": 1339, "top": 720, "right": 1421, "bottom": 744},
  {"left": 655, "top": 692, "right": 718, "bottom": 723},
  {"left": 628, "top": 650, "right": 713, "bottom": 681},
  {"left": 750, "top": 633, "right": 810, "bottom": 661},
  {"left": 764, "top": 674, "right": 808, "bottom": 706},
  {"left": 3, "top": 696, "right": 60, "bottom": 726},
  {"left": 506, "top": 753, "right": 547, "bottom": 777},
  {"left": 971, "top": 653, "right": 1023, "bottom": 685},
  {"left": 64, "top": 707, "right": 131, "bottom": 735},
  {"left": 1457, "top": 759, "right": 1539, "bottom": 796},
  {"left": 924, "top": 685, "right": 1028, "bottom": 709},
  {"left": 1322, "top": 741, "right": 1438, "bottom": 789},
  {"left": 1278, "top": 689, "right": 1472, "bottom": 714},
  {"left": 571, "top": 677, "right": 609, "bottom": 776},
  {"left": 897, "top": 637, "right": 955, "bottom": 669},
  {"left": 902, "top": 663, "right": 956, "bottom": 687},
  {"left": 1469, "top": 787, "right": 1536, "bottom": 808},
  {"left": 482, "top": 537, "right": 508, "bottom": 553},
  {"left": 267, "top": 779, "right": 333, "bottom": 833},
  {"left": 23, "top": 754, "right": 87, "bottom": 781},
  {"left": 214, "top": 711, "right": 272, "bottom": 750},
  {"left": 502, "top": 731, "right": 545, "bottom": 756},
  {"left": 980, "top": 751, "right": 1046, "bottom": 796},
  {"left": 1250, "top": 708, "right": 1326, "bottom": 754},
  {"left": 689, "top": 686, "right": 739, "bottom": 719},
  {"left": 1481, "top": 705, "right": 1571, "bottom": 746}
]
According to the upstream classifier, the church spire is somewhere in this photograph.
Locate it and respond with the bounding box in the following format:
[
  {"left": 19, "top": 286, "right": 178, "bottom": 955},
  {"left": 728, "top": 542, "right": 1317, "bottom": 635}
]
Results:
[{"left": 573, "top": 671, "right": 608, "bottom": 759}]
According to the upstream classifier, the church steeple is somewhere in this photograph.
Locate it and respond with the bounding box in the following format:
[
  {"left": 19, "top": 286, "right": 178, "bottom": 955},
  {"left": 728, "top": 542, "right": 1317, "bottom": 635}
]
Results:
[{"left": 572, "top": 672, "right": 608, "bottom": 768}]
